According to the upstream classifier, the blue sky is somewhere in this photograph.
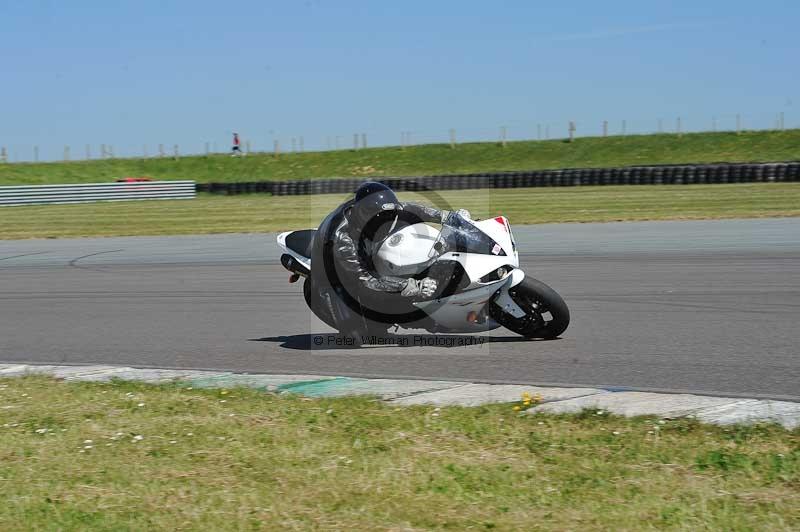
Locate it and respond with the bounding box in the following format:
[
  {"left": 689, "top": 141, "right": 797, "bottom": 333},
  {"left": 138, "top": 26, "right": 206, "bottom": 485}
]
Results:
[{"left": 1, "top": 0, "right": 797, "bottom": 160}]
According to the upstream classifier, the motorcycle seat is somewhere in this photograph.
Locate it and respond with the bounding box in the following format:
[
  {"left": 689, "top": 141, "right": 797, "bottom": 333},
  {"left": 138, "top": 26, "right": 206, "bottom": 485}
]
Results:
[{"left": 285, "top": 229, "right": 316, "bottom": 259}]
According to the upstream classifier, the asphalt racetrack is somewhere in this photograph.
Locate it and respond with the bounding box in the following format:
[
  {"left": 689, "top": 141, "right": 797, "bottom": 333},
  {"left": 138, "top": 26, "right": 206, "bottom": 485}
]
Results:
[{"left": 1, "top": 218, "right": 798, "bottom": 400}]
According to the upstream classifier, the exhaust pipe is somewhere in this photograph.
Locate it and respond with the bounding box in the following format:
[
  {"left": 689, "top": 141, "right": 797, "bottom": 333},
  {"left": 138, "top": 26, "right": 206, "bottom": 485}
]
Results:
[{"left": 280, "top": 253, "right": 310, "bottom": 278}]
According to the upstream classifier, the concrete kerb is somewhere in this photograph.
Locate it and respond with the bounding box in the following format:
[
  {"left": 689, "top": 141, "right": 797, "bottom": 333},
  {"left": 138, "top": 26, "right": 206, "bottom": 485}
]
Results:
[
  {"left": 530, "top": 391, "right": 742, "bottom": 418},
  {"left": 1, "top": 364, "right": 798, "bottom": 430},
  {"left": 391, "top": 383, "right": 607, "bottom": 407}
]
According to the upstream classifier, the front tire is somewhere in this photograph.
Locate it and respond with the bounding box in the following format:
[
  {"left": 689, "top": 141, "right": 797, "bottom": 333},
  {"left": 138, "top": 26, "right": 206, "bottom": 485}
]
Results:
[{"left": 490, "top": 277, "right": 569, "bottom": 339}]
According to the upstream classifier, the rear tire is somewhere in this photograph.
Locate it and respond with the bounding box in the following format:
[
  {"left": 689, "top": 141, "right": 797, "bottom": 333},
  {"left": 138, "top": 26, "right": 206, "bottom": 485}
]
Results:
[
  {"left": 360, "top": 320, "right": 390, "bottom": 342},
  {"left": 304, "top": 278, "right": 338, "bottom": 329},
  {"left": 490, "top": 277, "right": 569, "bottom": 339},
  {"left": 304, "top": 279, "right": 389, "bottom": 343}
]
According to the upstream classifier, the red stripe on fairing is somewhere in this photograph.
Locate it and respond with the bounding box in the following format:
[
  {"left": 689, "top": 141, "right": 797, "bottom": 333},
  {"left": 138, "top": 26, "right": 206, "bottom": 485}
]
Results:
[{"left": 494, "top": 216, "right": 510, "bottom": 233}]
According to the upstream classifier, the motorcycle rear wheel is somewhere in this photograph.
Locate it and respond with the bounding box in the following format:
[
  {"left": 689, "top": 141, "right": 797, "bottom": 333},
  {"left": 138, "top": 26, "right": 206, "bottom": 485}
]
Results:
[
  {"left": 490, "top": 277, "right": 569, "bottom": 339},
  {"left": 304, "top": 279, "right": 389, "bottom": 343},
  {"left": 304, "top": 278, "right": 337, "bottom": 329}
]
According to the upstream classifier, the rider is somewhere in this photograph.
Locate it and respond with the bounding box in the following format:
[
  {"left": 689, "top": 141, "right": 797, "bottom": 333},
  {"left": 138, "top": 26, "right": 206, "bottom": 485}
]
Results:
[{"left": 311, "top": 181, "right": 469, "bottom": 333}]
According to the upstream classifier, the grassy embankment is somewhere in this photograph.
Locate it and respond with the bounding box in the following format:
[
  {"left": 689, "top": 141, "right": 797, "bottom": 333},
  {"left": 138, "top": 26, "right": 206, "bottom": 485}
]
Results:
[
  {"left": 1, "top": 183, "right": 799, "bottom": 240},
  {"left": 3, "top": 130, "right": 799, "bottom": 240},
  {"left": 1, "top": 129, "right": 799, "bottom": 186},
  {"left": 0, "top": 376, "right": 797, "bottom": 530}
]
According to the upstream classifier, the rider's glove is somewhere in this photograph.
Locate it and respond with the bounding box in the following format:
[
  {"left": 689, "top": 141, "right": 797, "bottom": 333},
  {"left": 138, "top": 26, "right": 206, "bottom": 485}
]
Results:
[
  {"left": 439, "top": 209, "right": 472, "bottom": 223},
  {"left": 401, "top": 277, "right": 438, "bottom": 298},
  {"left": 420, "top": 278, "right": 438, "bottom": 297}
]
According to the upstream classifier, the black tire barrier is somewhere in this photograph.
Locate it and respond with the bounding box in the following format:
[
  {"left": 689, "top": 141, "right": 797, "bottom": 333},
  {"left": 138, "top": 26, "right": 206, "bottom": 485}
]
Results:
[
  {"left": 776, "top": 164, "right": 787, "bottom": 181},
  {"left": 193, "top": 161, "right": 800, "bottom": 195},
  {"left": 787, "top": 163, "right": 800, "bottom": 180}
]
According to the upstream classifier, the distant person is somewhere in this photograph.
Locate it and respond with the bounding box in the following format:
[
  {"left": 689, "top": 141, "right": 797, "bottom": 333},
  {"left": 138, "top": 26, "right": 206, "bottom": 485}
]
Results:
[{"left": 231, "top": 132, "right": 243, "bottom": 156}]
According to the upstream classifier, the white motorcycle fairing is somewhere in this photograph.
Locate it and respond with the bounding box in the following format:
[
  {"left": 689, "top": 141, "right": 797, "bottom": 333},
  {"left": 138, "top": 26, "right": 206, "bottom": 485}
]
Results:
[
  {"left": 412, "top": 271, "right": 525, "bottom": 332},
  {"left": 277, "top": 213, "right": 528, "bottom": 334},
  {"left": 277, "top": 230, "right": 312, "bottom": 272},
  {"left": 374, "top": 216, "right": 527, "bottom": 333}
]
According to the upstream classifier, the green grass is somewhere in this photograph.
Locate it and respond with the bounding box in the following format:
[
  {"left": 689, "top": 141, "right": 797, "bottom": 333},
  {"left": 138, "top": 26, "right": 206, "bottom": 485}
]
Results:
[
  {"left": 0, "top": 376, "right": 797, "bottom": 530},
  {"left": 1, "top": 130, "right": 799, "bottom": 186},
  {"left": 2, "top": 183, "right": 799, "bottom": 240}
]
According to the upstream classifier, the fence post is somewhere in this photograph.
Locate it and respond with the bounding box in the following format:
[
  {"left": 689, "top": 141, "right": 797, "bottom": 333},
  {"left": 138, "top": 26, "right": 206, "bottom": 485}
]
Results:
[
  {"left": 736, "top": 114, "right": 741, "bottom": 135},
  {"left": 34, "top": 146, "right": 40, "bottom": 162},
  {"left": 353, "top": 133, "right": 359, "bottom": 150},
  {"left": 400, "top": 132, "right": 405, "bottom": 150},
  {"left": 0, "top": 146, "right": 6, "bottom": 163},
  {"left": 85, "top": 145, "right": 90, "bottom": 160},
  {"left": 780, "top": 112, "right": 785, "bottom": 131},
  {"left": 159, "top": 144, "right": 165, "bottom": 157},
  {"left": 622, "top": 120, "right": 627, "bottom": 136},
  {"left": 173, "top": 144, "right": 179, "bottom": 159},
  {"left": 64, "top": 146, "right": 70, "bottom": 162},
  {"left": 100, "top": 144, "right": 106, "bottom": 159},
  {"left": 449, "top": 128, "right": 456, "bottom": 149},
  {"left": 274, "top": 140, "right": 280, "bottom": 158},
  {"left": 500, "top": 126, "right": 507, "bottom": 147},
  {"left": 602, "top": 120, "right": 608, "bottom": 137},
  {"left": 205, "top": 142, "right": 210, "bottom": 156},
  {"left": 568, "top": 121, "right": 576, "bottom": 142},
  {"left": 299, "top": 136, "right": 304, "bottom": 152},
  {"left": 677, "top": 117, "right": 682, "bottom": 137},
  {"left": 109, "top": 146, "right": 115, "bottom": 158}
]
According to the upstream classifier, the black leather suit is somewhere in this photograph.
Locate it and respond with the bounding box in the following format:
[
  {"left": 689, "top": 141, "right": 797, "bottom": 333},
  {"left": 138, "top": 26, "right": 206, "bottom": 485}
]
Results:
[
  {"left": 335, "top": 201, "right": 444, "bottom": 292},
  {"left": 310, "top": 199, "right": 444, "bottom": 330}
]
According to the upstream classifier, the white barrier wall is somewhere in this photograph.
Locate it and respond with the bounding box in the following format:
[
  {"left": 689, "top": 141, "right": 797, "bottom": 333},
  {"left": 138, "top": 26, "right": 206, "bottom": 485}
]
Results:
[{"left": 0, "top": 181, "right": 196, "bottom": 206}]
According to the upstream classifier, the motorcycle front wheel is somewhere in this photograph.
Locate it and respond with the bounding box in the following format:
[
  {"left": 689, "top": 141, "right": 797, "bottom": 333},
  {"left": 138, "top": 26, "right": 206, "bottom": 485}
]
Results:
[{"left": 490, "top": 277, "right": 570, "bottom": 339}]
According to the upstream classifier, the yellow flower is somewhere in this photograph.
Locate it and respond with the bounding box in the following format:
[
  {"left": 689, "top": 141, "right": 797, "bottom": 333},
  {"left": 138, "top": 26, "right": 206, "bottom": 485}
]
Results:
[
  {"left": 513, "top": 406, "right": 521, "bottom": 411},
  {"left": 523, "top": 400, "right": 531, "bottom": 406}
]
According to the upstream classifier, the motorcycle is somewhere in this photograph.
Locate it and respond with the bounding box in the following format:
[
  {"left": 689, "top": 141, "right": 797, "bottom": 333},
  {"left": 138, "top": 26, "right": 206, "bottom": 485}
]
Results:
[{"left": 277, "top": 211, "right": 569, "bottom": 341}]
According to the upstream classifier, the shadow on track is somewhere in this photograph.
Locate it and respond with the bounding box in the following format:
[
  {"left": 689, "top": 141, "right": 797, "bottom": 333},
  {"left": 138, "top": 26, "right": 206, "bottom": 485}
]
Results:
[{"left": 250, "top": 333, "right": 550, "bottom": 350}]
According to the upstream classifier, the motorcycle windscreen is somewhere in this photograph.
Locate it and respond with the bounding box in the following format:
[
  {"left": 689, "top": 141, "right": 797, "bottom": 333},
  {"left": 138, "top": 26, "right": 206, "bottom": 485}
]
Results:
[{"left": 433, "top": 213, "right": 507, "bottom": 257}]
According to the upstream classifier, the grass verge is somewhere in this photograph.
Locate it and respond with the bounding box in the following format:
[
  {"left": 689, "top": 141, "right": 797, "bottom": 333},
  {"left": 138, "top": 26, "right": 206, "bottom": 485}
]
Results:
[
  {"left": 0, "top": 376, "right": 797, "bottom": 530},
  {"left": 1, "top": 130, "right": 799, "bottom": 186},
  {"left": 1, "top": 183, "right": 799, "bottom": 240}
]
